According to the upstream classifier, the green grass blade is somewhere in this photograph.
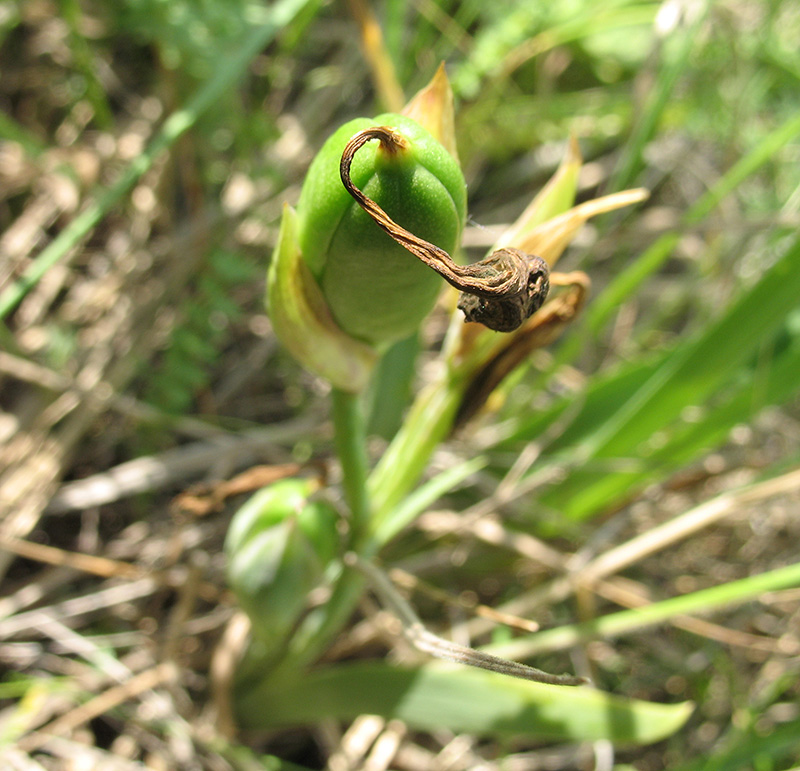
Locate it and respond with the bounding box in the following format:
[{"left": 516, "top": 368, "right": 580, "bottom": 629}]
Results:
[
  {"left": 582, "top": 232, "right": 680, "bottom": 338},
  {"left": 611, "top": 331, "right": 800, "bottom": 480},
  {"left": 372, "top": 456, "right": 487, "bottom": 547},
  {"left": 608, "top": 9, "right": 704, "bottom": 194},
  {"left": 589, "top": 110, "right": 800, "bottom": 335},
  {"left": 541, "top": 233, "right": 800, "bottom": 519},
  {"left": 684, "top": 110, "right": 800, "bottom": 227},
  {"left": 0, "top": 0, "right": 313, "bottom": 320},
  {"left": 235, "top": 661, "right": 693, "bottom": 744},
  {"left": 489, "top": 560, "right": 800, "bottom": 661},
  {"left": 589, "top": 233, "right": 800, "bottom": 451},
  {"left": 501, "top": 354, "right": 659, "bottom": 452},
  {"left": 510, "top": 329, "right": 800, "bottom": 521}
]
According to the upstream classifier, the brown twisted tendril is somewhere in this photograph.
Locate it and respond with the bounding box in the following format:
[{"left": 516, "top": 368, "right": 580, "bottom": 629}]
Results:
[{"left": 339, "top": 126, "right": 551, "bottom": 332}]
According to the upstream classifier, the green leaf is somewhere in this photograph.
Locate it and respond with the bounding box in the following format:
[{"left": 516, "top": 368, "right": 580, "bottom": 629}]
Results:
[
  {"left": 235, "top": 661, "right": 693, "bottom": 744},
  {"left": 488, "top": 560, "right": 800, "bottom": 662},
  {"left": 539, "top": 233, "right": 800, "bottom": 520}
]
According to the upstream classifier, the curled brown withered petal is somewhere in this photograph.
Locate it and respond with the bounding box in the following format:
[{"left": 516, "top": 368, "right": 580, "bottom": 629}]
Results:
[
  {"left": 456, "top": 248, "right": 549, "bottom": 332},
  {"left": 339, "top": 127, "right": 551, "bottom": 333},
  {"left": 455, "top": 272, "right": 590, "bottom": 426}
]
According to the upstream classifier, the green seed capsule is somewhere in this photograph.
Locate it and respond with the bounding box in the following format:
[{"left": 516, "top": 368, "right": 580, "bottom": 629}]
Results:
[{"left": 296, "top": 114, "right": 467, "bottom": 345}]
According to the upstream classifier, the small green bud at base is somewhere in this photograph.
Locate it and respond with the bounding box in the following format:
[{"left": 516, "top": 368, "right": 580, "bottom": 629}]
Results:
[{"left": 225, "top": 479, "right": 339, "bottom": 648}]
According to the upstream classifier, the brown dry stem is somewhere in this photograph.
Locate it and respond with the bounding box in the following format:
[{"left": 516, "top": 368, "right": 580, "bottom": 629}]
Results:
[{"left": 339, "top": 127, "right": 551, "bottom": 332}]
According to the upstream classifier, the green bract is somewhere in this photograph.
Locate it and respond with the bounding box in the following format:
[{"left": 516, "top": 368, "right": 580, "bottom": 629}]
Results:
[
  {"left": 225, "top": 479, "right": 339, "bottom": 647},
  {"left": 268, "top": 204, "right": 378, "bottom": 393},
  {"left": 296, "top": 114, "right": 467, "bottom": 346}
]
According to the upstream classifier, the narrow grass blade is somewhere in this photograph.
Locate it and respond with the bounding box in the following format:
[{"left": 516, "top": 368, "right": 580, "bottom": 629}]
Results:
[
  {"left": 608, "top": 9, "right": 705, "bottom": 193},
  {"left": 509, "top": 327, "right": 800, "bottom": 521},
  {"left": 542, "top": 233, "right": 800, "bottom": 519},
  {"left": 488, "top": 560, "right": 800, "bottom": 661},
  {"left": 589, "top": 110, "right": 800, "bottom": 335},
  {"left": 372, "top": 456, "right": 487, "bottom": 547},
  {"left": 501, "top": 354, "right": 659, "bottom": 451}
]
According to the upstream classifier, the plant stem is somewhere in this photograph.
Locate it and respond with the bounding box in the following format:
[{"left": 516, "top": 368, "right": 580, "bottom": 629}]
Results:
[
  {"left": 369, "top": 373, "right": 463, "bottom": 524},
  {"left": 331, "top": 388, "right": 371, "bottom": 547}
]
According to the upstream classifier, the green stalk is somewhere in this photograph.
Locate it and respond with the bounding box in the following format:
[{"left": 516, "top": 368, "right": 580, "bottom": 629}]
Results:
[
  {"left": 368, "top": 370, "right": 464, "bottom": 525},
  {"left": 286, "top": 373, "right": 479, "bottom": 670},
  {"left": 331, "top": 388, "right": 371, "bottom": 547}
]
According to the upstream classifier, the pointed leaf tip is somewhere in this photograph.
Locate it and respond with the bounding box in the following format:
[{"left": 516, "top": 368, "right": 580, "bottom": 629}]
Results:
[
  {"left": 495, "top": 136, "right": 583, "bottom": 252},
  {"left": 402, "top": 63, "right": 459, "bottom": 162}
]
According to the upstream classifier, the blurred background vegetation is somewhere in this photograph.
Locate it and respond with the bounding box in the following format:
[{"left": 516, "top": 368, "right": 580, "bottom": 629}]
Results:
[{"left": 0, "top": 0, "right": 798, "bottom": 769}]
